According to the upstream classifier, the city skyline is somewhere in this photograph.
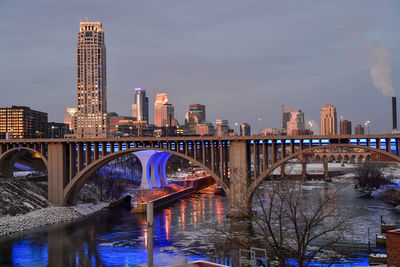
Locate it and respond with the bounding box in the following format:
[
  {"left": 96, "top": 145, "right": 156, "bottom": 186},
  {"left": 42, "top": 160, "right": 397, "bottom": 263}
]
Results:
[{"left": 0, "top": 1, "right": 399, "bottom": 133}]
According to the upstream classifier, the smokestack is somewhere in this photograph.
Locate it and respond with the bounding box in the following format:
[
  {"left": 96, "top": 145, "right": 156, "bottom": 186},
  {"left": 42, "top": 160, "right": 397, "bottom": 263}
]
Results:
[{"left": 392, "top": 97, "right": 397, "bottom": 130}]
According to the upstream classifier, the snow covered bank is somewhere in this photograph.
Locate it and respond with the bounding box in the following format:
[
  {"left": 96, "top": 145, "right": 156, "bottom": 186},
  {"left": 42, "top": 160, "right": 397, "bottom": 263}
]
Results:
[
  {"left": 0, "top": 206, "right": 82, "bottom": 237},
  {"left": 72, "top": 202, "right": 110, "bottom": 216}
]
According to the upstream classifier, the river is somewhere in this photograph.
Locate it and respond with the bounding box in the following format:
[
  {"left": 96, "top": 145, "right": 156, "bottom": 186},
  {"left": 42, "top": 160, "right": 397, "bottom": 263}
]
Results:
[{"left": 0, "top": 178, "right": 399, "bottom": 266}]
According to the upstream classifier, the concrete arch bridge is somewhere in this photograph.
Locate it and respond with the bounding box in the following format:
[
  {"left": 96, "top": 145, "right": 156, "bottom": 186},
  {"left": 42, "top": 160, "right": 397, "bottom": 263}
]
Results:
[{"left": 1, "top": 134, "right": 400, "bottom": 216}]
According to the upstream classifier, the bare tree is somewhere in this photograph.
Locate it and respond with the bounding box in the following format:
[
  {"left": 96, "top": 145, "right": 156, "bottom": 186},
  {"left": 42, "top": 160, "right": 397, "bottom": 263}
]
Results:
[
  {"left": 353, "top": 161, "right": 393, "bottom": 191},
  {"left": 250, "top": 178, "right": 348, "bottom": 266}
]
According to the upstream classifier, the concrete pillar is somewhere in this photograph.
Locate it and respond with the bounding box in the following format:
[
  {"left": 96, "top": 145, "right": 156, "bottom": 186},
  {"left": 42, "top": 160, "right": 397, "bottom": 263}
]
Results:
[
  {"left": 118, "top": 142, "right": 122, "bottom": 152},
  {"left": 396, "top": 139, "right": 400, "bottom": 156},
  {"left": 0, "top": 152, "right": 19, "bottom": 178},
  {"left": 184, "top": 141, "right": 188, "bottom": 156},
  {"left": 220, "top": 141, "right": 224, "bottom": 178},
  {"left": 0, "top": 144, "right": 4, "bottom": 155},
  {"left": 194, "top": 141, "right": 198, "bottom": 161},
  {"left": 300, "top": 139, "right": 304, "bottom": 150},
  {"left": 301, "top": 158, "right": 307, "bottom": 179},
  {"left": 94, "top": 143, "right": 99, "bottom": 161},
  {"left": 134, "top": 150, "right": 165, "bottom": 189},
  {"left": 290, "top": 140, "right": 294, "bottom": 154},
  {"left": 77, "top": 143, "right": 84, "bottom": 172},
  {"left": 377, "top": 139, "right": 381, "bottom": 150},
  {"left": 40, "top": 143, "right": 45, "bottom": 155},
  {"left": 211, "top": 141, "right": 215, "bottom": 172},
  {"left": 280, "top": 163, "right": 286, "bottom": 178},
  {"left": 69, "top": 143, "right": 76, "bottom": 181},
  {"left": 281, "top": 140, "right": 285, "bottom": 159},
  {"left": 386, "top": 138, "right": 390, "bottom": 152},
  {"left": 85, "top": 142, "right": 92, "bottom": 167},
  {"left": 272, "top": 141, "right": 277, "bottom": 163},
  {"left": 253, "top": 141, "right": 259, "bottom": 178},
  {"left": 48, "top": 143, "right": 69, "bottom": 205},
  {"left": 262, "top": 140, "right": 268, "bottom": 171},
  {"left": 323, "top": 157, "right": 328, "bottom": 178},
  {"left": 229, "top": 141, "right": 251, "bottom": 217},
  {"left": 202, "top": 141, "right": 206, "bottom": 165},
  {"left": 101, "top": 142, "right": 107, "bottom": 157},
  {"left": 157, "top": 153, "right": 171, "bottom": 186}
]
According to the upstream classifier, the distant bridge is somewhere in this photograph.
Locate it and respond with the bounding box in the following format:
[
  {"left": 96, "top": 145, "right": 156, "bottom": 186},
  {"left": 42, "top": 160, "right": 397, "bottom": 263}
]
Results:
[{"left": 1, "top": 134, "right": 400, "bottom": 216}]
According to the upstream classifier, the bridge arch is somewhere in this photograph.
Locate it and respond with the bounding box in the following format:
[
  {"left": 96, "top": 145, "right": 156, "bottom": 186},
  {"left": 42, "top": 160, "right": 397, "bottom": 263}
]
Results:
[
  {"left": 0, "top": 147, "right": 48, "bottom": 178},
  {"left": 63, "top": 148, "right": 227, "bottom": 205},
  {"left": 247, "top": 144, "right": 400, "bottom": 203}
]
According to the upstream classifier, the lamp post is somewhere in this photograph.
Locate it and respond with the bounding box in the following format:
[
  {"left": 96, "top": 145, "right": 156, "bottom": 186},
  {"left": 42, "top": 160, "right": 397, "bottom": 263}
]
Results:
[
  {"left": 234, "top": 122, "right": 238, "bottom": 136},
  {"left": 364, "top": 120, "right": 370, "bottom": 134},
  {"left": 51, "top": 125, "right": 55, "bottom": 139}
]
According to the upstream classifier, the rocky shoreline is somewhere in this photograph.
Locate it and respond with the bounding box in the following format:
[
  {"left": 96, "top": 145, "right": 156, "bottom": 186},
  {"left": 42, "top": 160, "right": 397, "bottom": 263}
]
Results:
[
  {"left": 0, "top": 203, "right": 111, "bottom": 237},
  {"left": 0, "top": 206, "right": 82, "bottom": 237}
]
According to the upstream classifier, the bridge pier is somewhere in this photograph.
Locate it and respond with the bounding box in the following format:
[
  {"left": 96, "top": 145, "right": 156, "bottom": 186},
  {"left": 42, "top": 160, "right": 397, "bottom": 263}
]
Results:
[
  {"left": 228, "top": 141, "right": 251, "bottom": 217},
  {"left": 301, "top": 158, "right": 307, "bottom": 179},
  {"left": 323, "top": 157, "right": 328, "bottom": 178},
  {"left": 133, "top": 150, "right": 171, "bottom": 189},
  {"left": 48, "top": 143, "right": 69, "bottom": 205}
]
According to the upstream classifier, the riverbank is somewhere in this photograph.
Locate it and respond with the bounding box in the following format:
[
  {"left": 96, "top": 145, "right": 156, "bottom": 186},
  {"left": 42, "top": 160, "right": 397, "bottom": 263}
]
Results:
[{"left": 0, "top": 206, "right": 82, "bottom": 237}]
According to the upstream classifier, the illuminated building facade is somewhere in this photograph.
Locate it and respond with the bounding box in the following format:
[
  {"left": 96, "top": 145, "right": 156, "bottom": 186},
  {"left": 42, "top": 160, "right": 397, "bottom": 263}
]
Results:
[
  {"left": 154, "top": 93, "right": 175, "bottom": 127},
  {"left": 321, "top": 104, "right": 337, "bottom": 135},
  {"left": 0, "top": 106, "right": 47, "bottom": 139},
  {"left": 131, "top": 88, "right": 149, "bottom": 123},
  {"left": 63, "top": 107, "right": 77, "bottom": 132},
  {"left": 185, "top": 104, "right": 206, "bottom": 135},
  {"left": 75, "top": 22, "right": 108, "bottom": 137},
  {"left": 240, "top": 123, "right": 251, "bottom": 136}
]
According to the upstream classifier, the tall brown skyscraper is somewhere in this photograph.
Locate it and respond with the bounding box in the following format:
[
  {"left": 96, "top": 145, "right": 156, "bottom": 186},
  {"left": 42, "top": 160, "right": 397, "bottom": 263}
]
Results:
[
  {"left": 75, "top": 22, "right": 108, "bottom": 137},
  {"left": 339, "top": 119, "right": 352, "bottom": 135},
  {"left": 321, "top": 104, "right": 337, "bottom": 135}
]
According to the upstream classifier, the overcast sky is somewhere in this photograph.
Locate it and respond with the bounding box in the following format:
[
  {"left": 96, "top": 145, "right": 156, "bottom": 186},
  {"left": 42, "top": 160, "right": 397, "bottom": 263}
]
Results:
[{"left": 0, "top": 1, "right": 399, "bottom": 134}]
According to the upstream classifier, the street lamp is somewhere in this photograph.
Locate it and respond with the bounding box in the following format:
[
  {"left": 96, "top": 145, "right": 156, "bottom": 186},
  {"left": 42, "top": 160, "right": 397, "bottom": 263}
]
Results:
[
  {"left": 51, "top": 125, "right": 55, "bottom": 138},
  {"left": 234, "top": 122, "right": 238, "bottom": 135},
  {"left": 308, "top": 121, "right": 312, "bottom": 131},
  {"left": 364, "top": 120, "right": 370, "bottom": 135}
]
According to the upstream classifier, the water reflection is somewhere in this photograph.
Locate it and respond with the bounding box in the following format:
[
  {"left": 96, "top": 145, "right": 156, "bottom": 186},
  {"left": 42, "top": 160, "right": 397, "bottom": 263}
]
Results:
[{"left": 0, "top": 181, "right": 399, "bottom": 266}]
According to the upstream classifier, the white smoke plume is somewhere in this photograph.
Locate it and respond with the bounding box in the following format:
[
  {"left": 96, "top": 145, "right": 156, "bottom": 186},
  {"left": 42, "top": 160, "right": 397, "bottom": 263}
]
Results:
[{"left": 367, "top": 42, "right": 395, "bottom": 97}]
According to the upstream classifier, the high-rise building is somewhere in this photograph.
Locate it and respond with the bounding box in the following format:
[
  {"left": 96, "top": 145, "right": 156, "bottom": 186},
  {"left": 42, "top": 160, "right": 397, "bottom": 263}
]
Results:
[
  {"left": 215, "top": 119, "right": 230, "bottom": 137},
  {"left": 64, "top": 107, "right": 77, "bottom": 132},
  {"left": 154, "top": 93, "right": 175, "bottom": 127},
  {"left": 75, "top": 22, "right": 108, "bottom": 138},
  {"left": 131, "top": 88, "right": 149, "bottom": 123},
  {"left": 321, "top": 104, "right": 337, "bottom": 135},
  {"left": 282, "top": 108, "right": 305, "bottom": 135},
  {"left": 355, "top": 124, "right": 365, "bottom": 135},
  {"left": 0, "top": 106, "right": 47, "bottom": 139},
  {"left": 340, "top": 119, "right": 352, "bottom": 135},
  {"left": 240, "top": 123, "right": 251, "bottom": 136},
  {"left": 185, "top": 104, "right": 206, "bottom": 135}
]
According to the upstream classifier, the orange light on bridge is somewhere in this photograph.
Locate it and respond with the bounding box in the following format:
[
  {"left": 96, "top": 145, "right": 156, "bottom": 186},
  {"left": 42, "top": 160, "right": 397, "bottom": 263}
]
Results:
[{"left": 32, "top": 153, "right": 41, "bottom": 159}]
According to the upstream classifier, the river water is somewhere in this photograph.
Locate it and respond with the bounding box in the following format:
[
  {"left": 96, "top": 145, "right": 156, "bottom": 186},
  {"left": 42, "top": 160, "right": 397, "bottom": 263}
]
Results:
[{"left": 0, "top": 178, "right": 399, "bottom": 266}]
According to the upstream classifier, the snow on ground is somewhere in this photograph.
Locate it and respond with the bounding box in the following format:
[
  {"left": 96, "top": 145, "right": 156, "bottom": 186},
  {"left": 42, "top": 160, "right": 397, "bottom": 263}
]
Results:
[
  {"left": 0, "top": 206, "right": 82, "bottom": 237},
  {"left": 72, "top": 202, "right": 110, "bottom": 216}
]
